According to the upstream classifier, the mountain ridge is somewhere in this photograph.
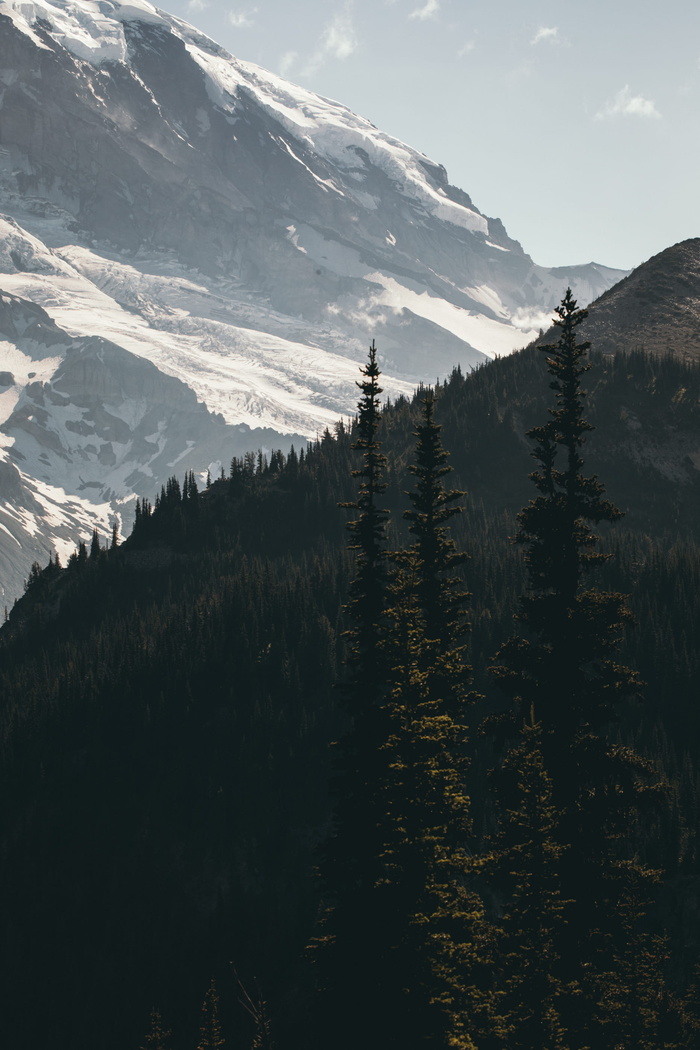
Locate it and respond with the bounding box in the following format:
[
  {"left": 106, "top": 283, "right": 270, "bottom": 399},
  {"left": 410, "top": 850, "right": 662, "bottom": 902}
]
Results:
[
  {"left": 0, "top": 0, "right": 628, "bottom": 603},
  {"left": 568, "top": 238, "right": 700, "bottom": 361}
]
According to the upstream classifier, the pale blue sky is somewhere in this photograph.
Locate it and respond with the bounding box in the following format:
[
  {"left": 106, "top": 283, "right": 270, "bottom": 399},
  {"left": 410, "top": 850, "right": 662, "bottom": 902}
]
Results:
[{"left": 164, "top": 0, "right": 699, "bottom": 271}]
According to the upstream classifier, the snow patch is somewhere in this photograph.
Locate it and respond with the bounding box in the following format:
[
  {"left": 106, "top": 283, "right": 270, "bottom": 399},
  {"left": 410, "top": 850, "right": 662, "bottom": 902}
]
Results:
[
  {"left": 4, "top": 0, "right": 129, "bottom": 63},
  {"left": 461, "top": 283, "right": 509, "bottom": 319},
  {"left": 362, "top": 273, "right": 536, "bottom": 358}
]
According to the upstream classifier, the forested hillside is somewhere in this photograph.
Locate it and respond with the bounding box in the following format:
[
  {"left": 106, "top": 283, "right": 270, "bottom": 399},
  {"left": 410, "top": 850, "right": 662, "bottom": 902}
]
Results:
[{"left": 1, "top": 323, "right": 699, "bottom": 1049}]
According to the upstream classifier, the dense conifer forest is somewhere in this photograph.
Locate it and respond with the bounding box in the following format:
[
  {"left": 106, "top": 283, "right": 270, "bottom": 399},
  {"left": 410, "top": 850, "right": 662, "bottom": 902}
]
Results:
[{"left": 1, "top": 297, "right": 699, "bottom": 1049}]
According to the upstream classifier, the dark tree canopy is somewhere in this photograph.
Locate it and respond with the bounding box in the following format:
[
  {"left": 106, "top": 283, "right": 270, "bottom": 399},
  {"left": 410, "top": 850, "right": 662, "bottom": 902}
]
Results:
[
  {"left": 0, "top": 330, "right": 697, "bottom": 1050},
  {"left": 489, "top": 291, "right": 665, "bottom": 1049}
]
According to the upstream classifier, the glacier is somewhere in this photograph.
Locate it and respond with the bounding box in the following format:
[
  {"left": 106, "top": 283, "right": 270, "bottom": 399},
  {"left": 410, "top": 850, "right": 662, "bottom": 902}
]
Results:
[{"left": 0, "top": 0, "right": 627, "bottom": 603}]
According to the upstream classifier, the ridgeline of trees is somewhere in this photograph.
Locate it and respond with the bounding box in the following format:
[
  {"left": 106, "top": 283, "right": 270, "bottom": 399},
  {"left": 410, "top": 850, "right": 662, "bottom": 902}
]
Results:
[{"left": 1, "top": 296, "right": 699, "bottom": 1049}]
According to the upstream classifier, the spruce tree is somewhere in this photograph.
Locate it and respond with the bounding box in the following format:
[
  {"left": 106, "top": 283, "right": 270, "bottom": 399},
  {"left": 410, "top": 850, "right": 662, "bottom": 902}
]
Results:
[
  {"left": 593, "top": 867, "right": 674, "bottom": 1049},
  {"left": 490, "top": 289, "right": 665, "bottom": 1047},
  {"left": 197, "top": 980, "right": 225, "bottom": 1050},
  {"left": 403, "top": 389, "right": 467, "bottom": 648},
  {"left": 342, "top": 339, "right": 389, "bottom": 695},
  {"left": 491, "top": 290, "right": 642, "bottom": 848},
  {"left": 484, "top": 720, "right": 573, "bottom": 1050},
  {"left": 313, "top": 341, "right": 392, "bottom": 1049},
  {"left": 373, "top": 391, "right": 492, "bottom": 1049},
  {"left": 315, "top": 368, "right": 489, "bottom": 1050},
  {"left": 235, "top": 972, "right": 275, "bottom": 1050},
  {"left": 140, "top": 1008, "right": 171, "bottom": 1050},
  {"left": 90, "top": 528, "right": 101, "bottom": 560}
]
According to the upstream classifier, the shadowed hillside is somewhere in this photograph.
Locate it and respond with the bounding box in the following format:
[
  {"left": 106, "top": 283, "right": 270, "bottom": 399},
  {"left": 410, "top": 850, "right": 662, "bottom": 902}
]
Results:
[
  {"left": 0, "top": 343, "right": 698, "bottom": 1049},
  {"left": 538, "top": 239, "right": 700, "bottom": 361}
]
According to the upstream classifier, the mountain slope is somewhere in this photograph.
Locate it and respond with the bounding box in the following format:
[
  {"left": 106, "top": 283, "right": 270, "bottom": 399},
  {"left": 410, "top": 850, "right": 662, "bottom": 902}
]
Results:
[
  {"left": 539, "top": 239, "right": 700, "bottom": 360},
  {"left": 0, "top": 0, "right": 624, "bottom": 360},
  {"left": 0, "top": 0, "right": 627, "bottom": 603},
  {"left": 1, "top": 346, "right": 699, "bottom": 1050},
  {"left": 0, "top": 286, "right": 314, "bottom": 599}
]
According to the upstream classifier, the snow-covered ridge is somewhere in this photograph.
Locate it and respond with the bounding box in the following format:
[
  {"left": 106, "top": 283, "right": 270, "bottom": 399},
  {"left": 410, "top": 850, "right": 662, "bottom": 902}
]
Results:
[
  {"left": 2, "top": 0, "right": 488, "bottom": 236},
  {"left": 186, "top": 47, "right": 489, "bottom": 236},
  {"left": 3, "top": 0, "right": 160, "bottom": 61}
]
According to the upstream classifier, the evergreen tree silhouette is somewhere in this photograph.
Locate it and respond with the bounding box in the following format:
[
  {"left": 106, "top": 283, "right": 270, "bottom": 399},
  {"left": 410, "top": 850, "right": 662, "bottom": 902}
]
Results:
[
  {"left": 490, "top": 289, "right": 665, "bottom": 1047},
  {"left": 316, "top": 385, "right": 493, "bottom": 1049},
  {"left": 483, "top": 719, "right": 573, "bottom": 1050},
  {"left": 197, "top": 980, "right": 224, "bottom": 1050},
  {"left": 90, "top": 528, "right": 101, "bottom": 560},
  {"left": 140, "top": 1008, "right": 171, "bottom": 1050},
  {"left": 403, "top": 389, "right": 467, "bottom": 648},
  {"left": 376, "top": 390, "right": 494, "bottom": 1048},
  {"left": 313, "top": 341, "right": 392, "bottom": 1049}
]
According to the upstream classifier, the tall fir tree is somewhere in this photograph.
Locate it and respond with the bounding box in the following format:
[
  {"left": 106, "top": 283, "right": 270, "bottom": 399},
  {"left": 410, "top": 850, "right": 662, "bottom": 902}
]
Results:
[
  {"left": 593, "top": 866, "right": 676, "bottom": 1049},
  {"left": 235, "top": 972, "right": 275, "bottom": 1050},
  {"left": 90, "top": 527, "right": 101, "bottom": 560},
  {"left": 197, "top": 980, "right": 225, "bottom": 1050},
  {"left": 490, "top": 289, "right": 666, "bottom": 1047},
  {"left": 314, "top": 369, "right": 492, "bottom": 1050},
  {"left": 342, "top": 339, "right": 390, "bottom": 696},
  {"left": 312, "top": 341, "right": 392, "bottom": 1050},
  {"left": 483, "top": 719, "right": 573, "bottom": 1050},
  {"left": 376, "top": 390, "right": 494, "bottom": 1049},
  {"left": 403, "top": 389, "right": 467, "bottom": 649},
  {"left": 140, "top": 1009, "right": 171, "bottom": 1050}
]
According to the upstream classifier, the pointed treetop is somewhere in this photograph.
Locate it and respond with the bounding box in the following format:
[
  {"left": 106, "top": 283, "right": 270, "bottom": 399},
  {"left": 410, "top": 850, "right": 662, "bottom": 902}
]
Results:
[
  {"left": 197, "top": 979, "right": 225, "bottom": 1050},
  {"left": 141, "top": 1009, "right": 171, "bottom": 1050}
]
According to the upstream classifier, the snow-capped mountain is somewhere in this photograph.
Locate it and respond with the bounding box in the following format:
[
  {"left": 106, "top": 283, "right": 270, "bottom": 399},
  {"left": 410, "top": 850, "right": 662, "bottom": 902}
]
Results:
[{"left": 0, "top": 0, "right": 626, "bottom": 603}]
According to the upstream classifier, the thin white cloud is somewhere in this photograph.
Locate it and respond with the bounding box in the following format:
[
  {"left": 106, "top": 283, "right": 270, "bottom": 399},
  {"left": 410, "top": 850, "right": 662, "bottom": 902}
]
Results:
[
  {"left": 409, "top": 0, "right": 440, "bottom": 21},
  {"left": 187, "top": 0, "right": 208, "bottom": 12},
  {"left": 457, "top": 39, "right": 475, "bottom": 58},
  {"left": 228, "top": 8, "right": 257, "bottom": 28},
  {"left": 303, "top": 6, "right": 358, "bottom": 76},
  {"left": 595, "top": 85, "right": 661, "bottom": 120},
  {"left": 323, "top": 13, "right": 357, "bottom": 58},
  {"left": 279, "top": 51, "right": 298, "bottom": 77},
  {"left": 531, "top": 26, "right": 559, "bottom": 45},
  {"left": 511, "top": 307, "right": 556, "bottom": 333}
]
